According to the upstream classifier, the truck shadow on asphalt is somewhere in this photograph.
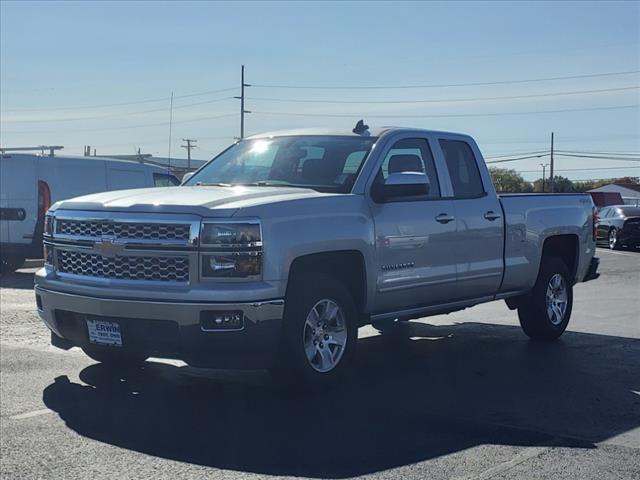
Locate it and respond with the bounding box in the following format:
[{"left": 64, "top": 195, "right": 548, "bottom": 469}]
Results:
[
  {"left": 0, "top": 271, "right": 37, "bottom": 290},
  {"left": 42, "top": 322, "right": 640, "bottom": 478}
]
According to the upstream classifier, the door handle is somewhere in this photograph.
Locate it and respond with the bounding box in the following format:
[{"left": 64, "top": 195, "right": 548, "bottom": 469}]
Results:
[
  {"left": 435, "top": 213, "right": 455, "bottom": 224},
  {"left": 484, "top": 210, "right": 501, "bottom": 221}
]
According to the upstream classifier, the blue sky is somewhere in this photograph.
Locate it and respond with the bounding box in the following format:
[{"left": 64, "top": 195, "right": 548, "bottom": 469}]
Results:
[{"left": 1, "top": 0, "right": 638, "bottom": 180}]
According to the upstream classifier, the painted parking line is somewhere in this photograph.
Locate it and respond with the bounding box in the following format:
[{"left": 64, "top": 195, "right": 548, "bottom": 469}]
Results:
[
  {"left": 452, "top": 445, "right": 551, "bottom": 480},
  {"left": 596, "top": 248, "right": 640, "bottom": 258},
  {"left": 9, "top": 408, "right": 54, "bottom": 420}
]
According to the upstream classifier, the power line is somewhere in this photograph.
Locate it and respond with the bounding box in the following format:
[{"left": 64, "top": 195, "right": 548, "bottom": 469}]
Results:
[
  {"left": 1, "top": 112, "right": 237, "bottom": 134},
  {"left": 556, "top": 149, "right": 640, "bottom": 157},
  {"left": 488, "top": 153, "right": 640, "bottom": 164},
  {"left": 0, "top": 96, "right": 235, "bottom": 124},
  {"left": 252, "top": 104, "right": 639, "bottom": 119},
  {"left": 246, "top": 86, "right": 639, "bottom": 105},
  {"left": 480, "top": 133, "right": 640, "bottom": 145},
  {"left": 514, "top": 166, "right": 640, "bottom": 173},
  {"left": 487, "top": 154, "right": 550, "bottom": 164},
  {"left": 486, "top": 149, "right": 640, "bottom": 161},
  {"left": 555, "top": 153, "right": 640, "bottom": 162},
  {"left": 251, "top": 69, "right": 640, "bottom": 90},
  {"left": 485, "top": 150, "right": 550, "bottom": 159},
  {"left": 1, "top": 87, "right": 237, "bottom": 113}
]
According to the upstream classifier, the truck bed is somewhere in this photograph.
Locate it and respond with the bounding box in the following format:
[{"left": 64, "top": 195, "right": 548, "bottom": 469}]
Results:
[{"left": 498, "top": 193, "right": 595, "bottom": 294}]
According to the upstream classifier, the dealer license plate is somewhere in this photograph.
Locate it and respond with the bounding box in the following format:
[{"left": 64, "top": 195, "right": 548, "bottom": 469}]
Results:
[{"left": 86, "top": 318, "right": 122, "bottom": 347}]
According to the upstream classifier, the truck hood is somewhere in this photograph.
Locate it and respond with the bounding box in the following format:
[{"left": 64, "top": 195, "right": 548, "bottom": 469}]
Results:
[{"left": 51, "top": 185, "right": 334, "bottom": 217}]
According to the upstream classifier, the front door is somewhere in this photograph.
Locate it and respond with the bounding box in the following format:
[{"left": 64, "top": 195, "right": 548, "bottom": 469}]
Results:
[{"left": 369, "top": 136, "right": 458, "bottom": 313}]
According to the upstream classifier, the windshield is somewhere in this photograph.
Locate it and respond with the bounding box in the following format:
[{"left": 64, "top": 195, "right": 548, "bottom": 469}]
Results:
[{"left": 184, "top": 135, "right": 377, "bottom": 192}]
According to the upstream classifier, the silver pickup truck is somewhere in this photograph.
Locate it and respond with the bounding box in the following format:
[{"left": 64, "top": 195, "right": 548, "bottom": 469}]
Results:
[{"left": 35, "top": 125, "right": 600, "bottom": 386}]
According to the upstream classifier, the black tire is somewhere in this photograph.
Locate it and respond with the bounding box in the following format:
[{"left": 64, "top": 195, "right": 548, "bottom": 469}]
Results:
[
  {"left": 517, "top": 256, "right": 573, "bottom": 341},
  {"left": 82, "top": 347, "right": 147, "bottom": 370},
  {"left": 271, "top": 274, "right": 357, "bottom": 389},
  {"left": 608, "top": 227, "right": 620, "bottom": 250},
  {"left": 0, "top": 255, "right": 26, "bottom": 274}
]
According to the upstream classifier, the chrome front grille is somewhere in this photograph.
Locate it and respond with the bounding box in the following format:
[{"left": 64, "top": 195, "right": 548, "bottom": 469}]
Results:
[
  {"left": 56, "top": 219, "right": 191, "bottom": 242},
  {"left": 57, "top": 249, "right": 190, "bottom": 283},
  {"left": 48, "top": 212, "right": 200, "bottom": 284}
]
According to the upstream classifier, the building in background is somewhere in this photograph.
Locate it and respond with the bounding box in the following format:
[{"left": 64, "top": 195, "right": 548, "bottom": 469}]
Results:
[{"left": 588, "top": 183, "right": 640, "bottom": 207}]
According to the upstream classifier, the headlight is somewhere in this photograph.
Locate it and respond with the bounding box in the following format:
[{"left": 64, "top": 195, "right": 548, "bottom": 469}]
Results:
[
  {"left": 200, "top": 221, "right": 262, "bottom": 278},
  {"left": 44, "top": 214, "right": 54, "bottom": 236},
  {"left": 43, "top": 243, "right": 53, "bottom": 266},
  {"left": 202, "top": 253, "right": 262, "bottom": 277},
  {"left": 201, "top": 222, "right": 261, "bottom": 247}
]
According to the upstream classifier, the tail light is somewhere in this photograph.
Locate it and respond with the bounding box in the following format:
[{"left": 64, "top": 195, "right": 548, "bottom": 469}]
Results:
[
  {"left": 592, "top": 206, "right": 598, "bottom": 241},
  {"left": 38, "top": 180, "right": 51, "bottom": 219}
]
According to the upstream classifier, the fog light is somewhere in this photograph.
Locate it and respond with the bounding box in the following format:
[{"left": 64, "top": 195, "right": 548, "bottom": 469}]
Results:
[
  {"left": 36, "top": 294, "right": 43, "bottom": 311},
  {"left": 200, "top": 311, "right": 244, "bottom": 331}
]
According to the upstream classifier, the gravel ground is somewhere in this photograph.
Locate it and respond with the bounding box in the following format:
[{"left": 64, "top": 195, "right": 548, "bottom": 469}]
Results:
[{"left": 1, "top": 248, "right": 638, "bottom": 479}]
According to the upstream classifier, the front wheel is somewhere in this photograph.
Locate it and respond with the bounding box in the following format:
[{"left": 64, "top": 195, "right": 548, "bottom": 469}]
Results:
[
  {"left": 517, "top": 257, "right": 573, "bottom": 341},
  {"left": 272, "top": 274, "right": 357, "bottom": 389}
]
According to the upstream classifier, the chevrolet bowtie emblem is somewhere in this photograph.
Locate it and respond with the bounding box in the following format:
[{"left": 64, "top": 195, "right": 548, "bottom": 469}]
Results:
[{"left": 94, "top": 239, "right": 125, "bottom": 257}]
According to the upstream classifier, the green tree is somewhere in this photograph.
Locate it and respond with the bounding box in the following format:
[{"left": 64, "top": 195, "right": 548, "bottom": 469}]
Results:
[
  {"left": 489, "top": 167, "right": 532, "bottom": 193},
  {"left": 533, "top": 175, "right": 575, "bottom": 193}
]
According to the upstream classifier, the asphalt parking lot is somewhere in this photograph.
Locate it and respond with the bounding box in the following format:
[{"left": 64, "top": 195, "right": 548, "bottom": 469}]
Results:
[{"left": 1, "top": 248, "right": 638, "bottom": 480}]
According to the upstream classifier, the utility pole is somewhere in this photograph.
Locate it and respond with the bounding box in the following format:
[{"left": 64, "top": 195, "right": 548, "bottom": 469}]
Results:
[
  {"left": 168, "top": 91, "right": 174, "bottom": 174},
  {"left": 181, "top": 138, "right": 197, "bottom": 169},
  {"left": 540, "top": 162, "right": 549, "bottom": 192},
  {"left": 234, "top": 65, "right": 251, "bottom": 139},
  {"left": 549, "top": 132, "right": 555, "bottom": 193}
]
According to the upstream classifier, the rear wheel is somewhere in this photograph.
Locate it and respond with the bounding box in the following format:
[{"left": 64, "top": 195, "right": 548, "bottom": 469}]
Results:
[
  {"left": 0, "top": 255, "right": 25, "bottom": 274},
  {"left": 82, "top": 347, "right": 147, "bottom": 370},
  {"left": 272, "top": 274, "right": 357, "bottom": 389},
  {"left": 608, "top": 227, "right": 619, "bottom": 250},
  {"left": 517, "top": 257, "right": 573, "bottom": 341}
]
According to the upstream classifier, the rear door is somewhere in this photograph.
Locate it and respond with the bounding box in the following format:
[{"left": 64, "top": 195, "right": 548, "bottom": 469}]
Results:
[
  {"left": 0, "top": 154, "right": 38, "bottom": 245},
  {"left": 368, "top": 134, "right": 458, "bottom": 313},
  {"left": 436, "top": 137, "right": 504, "bottom": 300}
]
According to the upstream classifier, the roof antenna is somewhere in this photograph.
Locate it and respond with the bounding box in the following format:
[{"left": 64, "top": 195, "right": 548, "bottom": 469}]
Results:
[{"left": 352, "top": 119, "right": 369, "bottom": 135}]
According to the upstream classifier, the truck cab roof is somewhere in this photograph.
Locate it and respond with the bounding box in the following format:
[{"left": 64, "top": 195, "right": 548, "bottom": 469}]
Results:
[{"left": 246, "top": 126, "right": 472, "bottom": 140}]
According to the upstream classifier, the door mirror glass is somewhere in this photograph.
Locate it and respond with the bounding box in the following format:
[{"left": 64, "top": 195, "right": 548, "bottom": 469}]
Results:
[{"left": 374, "top": 172, "right": 429, "bottom": 201}]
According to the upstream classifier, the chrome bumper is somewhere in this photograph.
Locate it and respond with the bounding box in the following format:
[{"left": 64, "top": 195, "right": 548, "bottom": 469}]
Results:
[{"left": 35, "top": 286, "right": 285, "bottom": 369}]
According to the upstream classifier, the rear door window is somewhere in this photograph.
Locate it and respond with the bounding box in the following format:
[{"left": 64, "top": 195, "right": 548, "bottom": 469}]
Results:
[{"left": 439, "top": 139, "right": 485, "bottom": 198}]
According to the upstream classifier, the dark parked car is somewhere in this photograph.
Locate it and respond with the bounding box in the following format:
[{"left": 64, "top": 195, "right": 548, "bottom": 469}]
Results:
[{"left": 596, "top": 205, "right": 640, "bottom": 249}]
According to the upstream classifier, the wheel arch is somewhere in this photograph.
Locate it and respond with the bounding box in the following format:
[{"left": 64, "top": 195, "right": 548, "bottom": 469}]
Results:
[
  {"left": 540, "top": 234, "right": 579, "bottom": 282},
  {"left": 286, "top": 250, "right": 368, "bottom": 323}
]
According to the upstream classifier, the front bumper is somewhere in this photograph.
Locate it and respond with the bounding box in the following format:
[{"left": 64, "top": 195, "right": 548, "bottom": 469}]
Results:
[
  {"left": 618, "top": 230, "right": 640, "bottom": 247},
  {"left": 35, "top": 286, "right": 285, "bottom": 369},
  {"left": 583, "top": 256, "right": 600, "bottom": 282}
]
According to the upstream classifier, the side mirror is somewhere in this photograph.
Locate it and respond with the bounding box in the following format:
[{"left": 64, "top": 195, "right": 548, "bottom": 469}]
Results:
[
  {"left": 181, "top": 172, "right": 195, "bottom": 185},
  {"left": 373, "top": 172, "right": 429, "bottom": 202}
]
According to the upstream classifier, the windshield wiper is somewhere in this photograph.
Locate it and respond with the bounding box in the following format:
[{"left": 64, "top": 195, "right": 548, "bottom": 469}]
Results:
[
  {"left": 196, "top": 181, "right": 311, "bottom": 189},
  {"left": 234, "top": 181, "right": 307, "bottom": 188}
]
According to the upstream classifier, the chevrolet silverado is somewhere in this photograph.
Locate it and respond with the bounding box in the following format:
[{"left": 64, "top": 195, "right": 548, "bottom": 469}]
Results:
[{"left": 35, "top": 125, "right": 600, "bottom": 387}]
